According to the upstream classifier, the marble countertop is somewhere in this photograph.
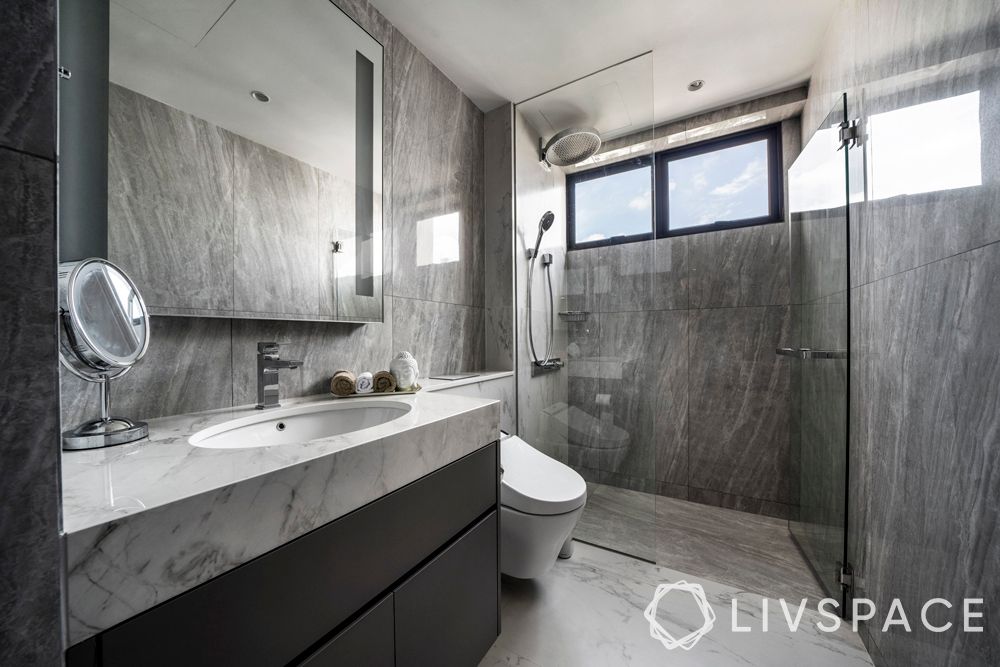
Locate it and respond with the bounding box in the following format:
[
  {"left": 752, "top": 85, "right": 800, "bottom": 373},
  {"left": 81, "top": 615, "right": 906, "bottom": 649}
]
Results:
[{"left": 63, "top": 389, "right": 499, "bottom": 644}]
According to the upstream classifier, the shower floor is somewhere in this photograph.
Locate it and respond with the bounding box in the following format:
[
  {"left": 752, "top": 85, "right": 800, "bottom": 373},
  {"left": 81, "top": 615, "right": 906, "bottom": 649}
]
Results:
[{"left": 573, "top": 483, "right": 824, "bottom": 603}]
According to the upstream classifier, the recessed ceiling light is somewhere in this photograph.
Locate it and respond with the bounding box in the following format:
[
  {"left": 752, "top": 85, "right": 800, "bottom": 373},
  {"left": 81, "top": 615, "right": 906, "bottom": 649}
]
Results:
[
  {"left": 250, "top": 90, "right": 270, "bottom": 103},
  {"left": 687, "top": 80, "right": 705, "bottom": 92}
]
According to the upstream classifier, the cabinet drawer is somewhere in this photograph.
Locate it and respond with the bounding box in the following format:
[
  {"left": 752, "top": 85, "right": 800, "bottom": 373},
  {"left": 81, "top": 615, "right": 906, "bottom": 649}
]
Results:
[
  {"left": 85, "top": 443, "right": 497, "bottom": 667},
  {"left": 395, "top": 511, "right": 499, "bottom": 667},
  {"left": 298, "top": 594, "right": 394, "bottom": 667}
]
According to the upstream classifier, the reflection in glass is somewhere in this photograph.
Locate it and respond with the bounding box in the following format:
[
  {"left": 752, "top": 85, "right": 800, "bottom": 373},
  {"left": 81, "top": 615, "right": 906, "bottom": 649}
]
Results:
[
  {"left": 869, "top": 91, "right": 981, "bottom": 200},
  {"left": 668, "top": 140, "right": 769, "bottom": 229},
  {"left": 788, "top": 124, "right": 845, "bottom": 214},
  {"left": 416, "top": 212, "right": 461, "bottom": 266}
]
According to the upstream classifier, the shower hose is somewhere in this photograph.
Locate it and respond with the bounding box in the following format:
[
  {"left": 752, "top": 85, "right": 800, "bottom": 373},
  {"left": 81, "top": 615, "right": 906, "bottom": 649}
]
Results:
[{"left": 526, "top": 252, "right": 554, "bottom": 366}]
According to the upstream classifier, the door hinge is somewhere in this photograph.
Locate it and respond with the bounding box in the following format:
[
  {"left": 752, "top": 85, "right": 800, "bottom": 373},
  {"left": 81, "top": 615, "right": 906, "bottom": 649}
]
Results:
[
  {"left": 838, "top": 120, "right": 860, "bottom": 150},
  {"left": 838, "top": 562, "right": 855, "bottom": 589}
]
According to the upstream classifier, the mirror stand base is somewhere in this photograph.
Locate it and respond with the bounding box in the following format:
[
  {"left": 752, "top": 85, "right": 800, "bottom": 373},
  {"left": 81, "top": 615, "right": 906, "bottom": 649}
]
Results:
[{"left": 62, "top": 418, "right": 149, "bottom": 451}]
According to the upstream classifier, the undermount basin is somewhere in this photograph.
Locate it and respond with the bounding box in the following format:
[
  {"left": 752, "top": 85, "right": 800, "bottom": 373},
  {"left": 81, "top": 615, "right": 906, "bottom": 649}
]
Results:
[{"left": 189, "top": 399, "right": 412, "bottom": 449}]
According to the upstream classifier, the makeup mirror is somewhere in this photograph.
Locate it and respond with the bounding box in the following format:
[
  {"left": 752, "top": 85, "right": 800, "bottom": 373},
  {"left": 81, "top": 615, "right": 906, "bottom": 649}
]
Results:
[{"left": 58, "top": 258, "right": 150, "bottom": 450}]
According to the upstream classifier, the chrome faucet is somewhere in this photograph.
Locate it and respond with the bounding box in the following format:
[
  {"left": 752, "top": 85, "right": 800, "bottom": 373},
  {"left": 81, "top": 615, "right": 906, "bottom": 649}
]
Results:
[{"left": 256, "top": 342, "right": 303, "bottom": 409}]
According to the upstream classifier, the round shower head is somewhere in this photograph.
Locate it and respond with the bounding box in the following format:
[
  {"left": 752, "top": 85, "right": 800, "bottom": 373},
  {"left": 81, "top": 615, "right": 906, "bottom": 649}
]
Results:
[
  {"left": 541, "top": 127, "right": 602, "bottom": 167},
  {"left": 539, "top": 211, "right": 555, "bottom": 232}
]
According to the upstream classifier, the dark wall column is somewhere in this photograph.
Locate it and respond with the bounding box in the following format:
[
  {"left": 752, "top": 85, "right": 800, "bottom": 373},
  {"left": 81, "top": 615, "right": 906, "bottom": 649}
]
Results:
[{"left": 0, "top": 0, "right": 64, "bottom": 664}]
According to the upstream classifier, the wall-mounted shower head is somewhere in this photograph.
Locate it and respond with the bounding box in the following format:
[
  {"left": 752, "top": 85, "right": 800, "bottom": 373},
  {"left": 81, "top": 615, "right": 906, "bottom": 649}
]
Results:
[{"left": 539, "top": 127, "right": 602, "bottom": 167}]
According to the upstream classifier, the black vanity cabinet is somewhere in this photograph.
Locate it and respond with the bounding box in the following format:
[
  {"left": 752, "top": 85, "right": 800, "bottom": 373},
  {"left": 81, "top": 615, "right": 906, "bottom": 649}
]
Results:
[{"left": 66, "top": 443, "right": 500, "bottom": 667}]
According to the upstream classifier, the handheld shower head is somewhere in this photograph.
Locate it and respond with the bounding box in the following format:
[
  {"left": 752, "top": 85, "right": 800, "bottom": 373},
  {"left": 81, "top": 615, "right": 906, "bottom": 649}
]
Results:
[
  {"left": 533, "top": 211, "right": 555, "bottom": 253},
  {"left": 539, "top": 211, "right": 555, "bottom": 232}
]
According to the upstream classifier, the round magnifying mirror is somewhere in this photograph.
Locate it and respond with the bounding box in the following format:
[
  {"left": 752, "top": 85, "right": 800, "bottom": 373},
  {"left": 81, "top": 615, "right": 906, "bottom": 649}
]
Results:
[{"left": 59, "top": 258, "right": 150, "bottom": 450}]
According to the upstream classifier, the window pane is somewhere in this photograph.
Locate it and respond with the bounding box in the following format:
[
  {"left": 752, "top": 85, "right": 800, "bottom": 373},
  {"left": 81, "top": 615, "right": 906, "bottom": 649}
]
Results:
[
  {"left": 668, "top": 140, "right": 769, "bottom": 230},
  {"left": 573, "top": 165, "right": 652, "bottom": 244}
]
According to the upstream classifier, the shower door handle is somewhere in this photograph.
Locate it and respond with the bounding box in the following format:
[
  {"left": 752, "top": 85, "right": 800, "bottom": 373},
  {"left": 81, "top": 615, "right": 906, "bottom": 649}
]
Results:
[{"left": 776, "top": 347, "right": 847, "bottom": 359}]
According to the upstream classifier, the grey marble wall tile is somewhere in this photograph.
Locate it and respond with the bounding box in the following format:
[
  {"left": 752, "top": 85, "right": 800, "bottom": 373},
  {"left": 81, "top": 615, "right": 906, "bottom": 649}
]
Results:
[
  {"left": 651, "top": 236, "right": 688, "bottom": 310},
  {"left": 688, "top": 223, "right": 790, "bottom": 308},
  {"left": 484, "top": 305, "right": 514, "bottom": 372},
  {"left": 390, "top": 29, "right": 473, "bottom": 146},
  {"left": 598, "top": 310, "right": 687, "bottom": 487},
  {"left": 0, "top": 0, "right": 55, "bottom": 157},
  {"left": 232, "top": 298, "right": 393, "bottom": 406},
  {"left": 392, "top": 297, "right": 484, "bottom": 375},
  {"left": 390, "top": 34, "right": 485, "bottom": 307},
  {"left": 0, "top": 148, "right": 62, "bottom": 665},
  {"left": 233, "top": 135, "right": 320, "bottom": 316},
  {"left": 62, "top": 316, "right": 234, "bottom": 424},
  {"left": 515, "top": 303, "right": 568, "bottom": 458},
  {"left": 484, "top": 103, "right": 514, "bottom": 312},
  {"left": 108, "top": 85, "right": 235, "bottom": 311},
  {"left": 391, "top": 114, "right": 484, "bottom": 307},
  {"left": 565, "top": 247, "right": 597, "bottom": 312},
  {"left": 594, "top": 242, "right": 655, "bottom": 312},
  {"left": 850, "top": 242, "right": 1000, "bottom": 667},
  {"left": 688, "top": 306, "right": 791, "bottom": 503},
  {"left": 790, "top": 207, "right": 848, "bottom": 306}
]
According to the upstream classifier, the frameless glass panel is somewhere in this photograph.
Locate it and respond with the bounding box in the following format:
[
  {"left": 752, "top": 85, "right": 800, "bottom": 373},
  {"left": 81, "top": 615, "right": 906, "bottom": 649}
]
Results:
[
  {"left": 668, "top": 140, "right": 769, "bottom": 230},
  {"left": 571, "top": 164, "right": 652, "bottom": 244},
  {"left": 514, "top": 53, "right": 657, "bottom": 562},
  {"left": 786, "top": 95, "right": 851, "bottom": 603}
]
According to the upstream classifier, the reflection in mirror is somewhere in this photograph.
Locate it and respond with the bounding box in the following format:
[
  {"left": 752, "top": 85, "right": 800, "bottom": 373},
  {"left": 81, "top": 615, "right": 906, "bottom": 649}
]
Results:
[{"left": 76, "top": 0, "right": 386, "bottom": 322}]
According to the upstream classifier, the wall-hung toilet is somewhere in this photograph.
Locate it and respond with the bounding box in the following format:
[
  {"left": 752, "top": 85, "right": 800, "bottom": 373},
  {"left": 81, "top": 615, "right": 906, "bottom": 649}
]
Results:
[{"left": 500, "top": 434, "right": 587, "bottom": 579}]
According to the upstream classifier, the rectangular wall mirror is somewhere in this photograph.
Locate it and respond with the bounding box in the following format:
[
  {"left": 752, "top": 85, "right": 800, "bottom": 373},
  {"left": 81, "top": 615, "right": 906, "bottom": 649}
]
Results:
[{"left": 59, "top": 0, "right": 384, "bottom": 323}]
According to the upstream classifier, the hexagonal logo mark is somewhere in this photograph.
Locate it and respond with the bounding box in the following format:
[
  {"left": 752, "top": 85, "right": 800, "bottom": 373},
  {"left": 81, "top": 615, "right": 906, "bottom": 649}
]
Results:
[{"left": 643, "top": 581, "right": 717, "bottom": 651}]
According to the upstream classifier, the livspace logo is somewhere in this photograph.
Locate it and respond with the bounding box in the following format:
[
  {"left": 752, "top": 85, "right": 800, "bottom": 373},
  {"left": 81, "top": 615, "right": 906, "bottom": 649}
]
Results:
[{"left": 645, "top": 584, "right": 986, "bottom": 651}]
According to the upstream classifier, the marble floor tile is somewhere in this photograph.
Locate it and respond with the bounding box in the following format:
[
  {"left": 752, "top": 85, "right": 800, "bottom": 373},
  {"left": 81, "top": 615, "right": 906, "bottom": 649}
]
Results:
[
  {"left": 574, "top": 484, "right": 824, "bottom": 604},
  {"left": 573, "top": 483, "right": 657, "bottom": 562},
  {"left": 482, "top": 542, "right": 871, "bottom": 667},
  {"left": 653, "top": 495, "right": 825, "bottom": 603}
]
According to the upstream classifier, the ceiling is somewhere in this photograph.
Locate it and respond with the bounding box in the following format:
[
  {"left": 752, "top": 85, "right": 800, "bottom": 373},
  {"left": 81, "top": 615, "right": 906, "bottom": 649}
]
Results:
[{"left": 369, "top": 0, "right": 838, "bottom": 123}]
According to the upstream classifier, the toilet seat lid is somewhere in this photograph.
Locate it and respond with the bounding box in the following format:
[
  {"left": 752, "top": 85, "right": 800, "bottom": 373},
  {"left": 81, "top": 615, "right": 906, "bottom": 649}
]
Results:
[{"left": 500, "top": 435, "right": 587, "bottom": 515}]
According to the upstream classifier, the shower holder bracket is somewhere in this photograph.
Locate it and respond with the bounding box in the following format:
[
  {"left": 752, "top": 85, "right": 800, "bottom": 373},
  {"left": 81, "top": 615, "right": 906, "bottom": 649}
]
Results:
[{"left": 530, "top": 358, "right": 563, "bottom": 377}]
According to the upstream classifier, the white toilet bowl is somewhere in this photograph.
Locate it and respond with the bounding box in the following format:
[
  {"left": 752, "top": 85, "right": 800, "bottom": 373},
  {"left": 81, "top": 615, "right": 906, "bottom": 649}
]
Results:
[{"left": 500, "top": 434, "right": 587, "bottom": 579}]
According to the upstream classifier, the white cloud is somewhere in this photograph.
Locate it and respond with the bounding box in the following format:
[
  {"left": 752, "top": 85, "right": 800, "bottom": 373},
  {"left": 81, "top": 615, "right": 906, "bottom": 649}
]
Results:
[
  {"left": 668, "top": 180, "right": 677, "bottom": 191},
  {"left": 711, "top": 159, "right": 765, "bottom": 196},
  {"left": 627, "top": 189, "right": 652, "bottom": 211},
  {"left": 583, "top": 233, "right": 606, "bottom": 242}
]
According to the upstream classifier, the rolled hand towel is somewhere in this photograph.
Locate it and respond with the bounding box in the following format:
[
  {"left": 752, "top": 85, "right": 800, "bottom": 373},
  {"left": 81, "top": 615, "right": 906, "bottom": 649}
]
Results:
[
  {"left": 355, "top": 371, "right": 374, "bottom": 394},
  {"left": 372, "top": 370, "right": 396, "bottom": 393},
  {"left": 329, "top": 370, "right": 357, "bottom": 397}
]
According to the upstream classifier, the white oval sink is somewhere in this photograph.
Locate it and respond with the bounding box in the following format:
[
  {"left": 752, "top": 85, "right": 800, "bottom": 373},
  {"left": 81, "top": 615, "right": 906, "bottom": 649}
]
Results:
[{"left": 189, "top": 400, "right": 412, "bottom": 449}]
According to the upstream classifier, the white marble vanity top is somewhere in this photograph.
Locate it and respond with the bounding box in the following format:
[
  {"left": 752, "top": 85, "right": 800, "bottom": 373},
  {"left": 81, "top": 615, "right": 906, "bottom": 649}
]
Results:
[{"left": 62, "top": 390, "right": 499, "bottom": 644}]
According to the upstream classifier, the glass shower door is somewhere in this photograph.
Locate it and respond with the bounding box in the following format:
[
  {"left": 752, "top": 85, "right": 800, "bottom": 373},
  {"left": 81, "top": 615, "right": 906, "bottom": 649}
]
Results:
[{"left": 785, "top": 95, "right": 853, "bottom": 602}]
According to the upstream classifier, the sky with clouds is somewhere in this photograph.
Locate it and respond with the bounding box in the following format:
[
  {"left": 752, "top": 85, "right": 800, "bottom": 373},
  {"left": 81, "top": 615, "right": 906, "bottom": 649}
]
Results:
[{"left": 572, "top": 140, "right": 769, "bottom": 243}]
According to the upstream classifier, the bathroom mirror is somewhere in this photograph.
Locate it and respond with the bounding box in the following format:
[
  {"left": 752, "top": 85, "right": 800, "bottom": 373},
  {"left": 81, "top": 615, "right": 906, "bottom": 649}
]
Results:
[
  {"left": 59, "top": 0, "right": 384, "bottom": 322},
  {"left": 58, "top": 259, "right": 150, "bottom": 450}
]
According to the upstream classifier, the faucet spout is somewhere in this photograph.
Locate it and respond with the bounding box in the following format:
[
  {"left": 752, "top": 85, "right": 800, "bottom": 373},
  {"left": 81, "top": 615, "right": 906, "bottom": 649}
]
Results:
[{"left": 255, "top": 342, "right": 303, "bottom": 409}]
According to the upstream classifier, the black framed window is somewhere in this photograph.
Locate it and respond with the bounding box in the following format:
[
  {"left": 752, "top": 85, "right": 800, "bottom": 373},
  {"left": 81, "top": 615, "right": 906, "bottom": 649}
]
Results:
[
  {"left": 566, "top": 124, "right": 783, "bottom": 250},
  {"left": 566, "top": 157, "right": 653, "bottom": 250}
]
